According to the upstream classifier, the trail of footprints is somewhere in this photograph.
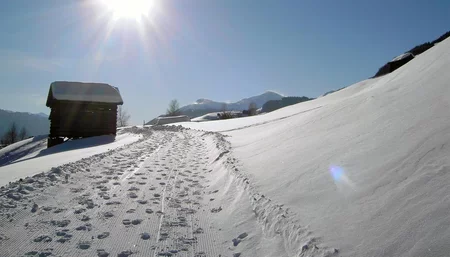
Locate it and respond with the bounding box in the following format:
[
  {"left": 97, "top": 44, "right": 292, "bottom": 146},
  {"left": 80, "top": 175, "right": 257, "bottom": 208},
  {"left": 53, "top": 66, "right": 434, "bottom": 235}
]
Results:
[{"left": 0, "top": 129, "right": 233, "bottom": 257}]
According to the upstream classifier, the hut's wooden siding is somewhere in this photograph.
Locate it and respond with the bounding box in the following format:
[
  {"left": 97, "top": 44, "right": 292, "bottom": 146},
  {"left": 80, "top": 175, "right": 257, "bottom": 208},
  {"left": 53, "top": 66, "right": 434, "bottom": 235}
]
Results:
[{"left": 49, "top": 102, "right": 117, "bottom": 138}]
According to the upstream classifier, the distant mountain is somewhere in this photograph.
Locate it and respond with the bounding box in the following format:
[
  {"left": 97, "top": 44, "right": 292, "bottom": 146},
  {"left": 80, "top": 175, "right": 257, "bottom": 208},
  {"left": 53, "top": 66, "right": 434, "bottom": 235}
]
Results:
[
  {"left": 0, "top": 109, "right": 49, "bottom": 137},
  {"left": 36, "top": 112, "right": 49, "bottom": 118},
  {"left": 179, "top": 91, "right": 284, "bottom": 118},
  {"left": 261, "top": 96, "right": 313, "bottom": 113}
]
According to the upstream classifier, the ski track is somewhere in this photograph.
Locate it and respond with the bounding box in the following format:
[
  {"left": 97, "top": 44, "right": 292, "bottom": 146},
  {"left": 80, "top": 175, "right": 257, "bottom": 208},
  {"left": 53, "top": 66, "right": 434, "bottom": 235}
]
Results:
[{"left": 0, "top": 126, "right": 340, "bottom": 257}]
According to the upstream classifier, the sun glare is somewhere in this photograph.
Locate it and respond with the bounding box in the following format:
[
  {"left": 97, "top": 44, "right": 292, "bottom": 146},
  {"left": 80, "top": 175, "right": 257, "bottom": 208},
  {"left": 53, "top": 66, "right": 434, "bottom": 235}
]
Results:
[{"left": 102, "top": 0, "right": 154, "bottom": 20}]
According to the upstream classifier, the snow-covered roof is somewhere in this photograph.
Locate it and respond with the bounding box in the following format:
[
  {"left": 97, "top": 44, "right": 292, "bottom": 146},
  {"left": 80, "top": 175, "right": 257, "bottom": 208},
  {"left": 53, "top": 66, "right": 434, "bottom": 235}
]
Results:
[
  {"left": 46, "top": 81, "right": 123, "bottom": 106},
  {"left": 390, "top": 52, "right": 414, "bottom": 62}
]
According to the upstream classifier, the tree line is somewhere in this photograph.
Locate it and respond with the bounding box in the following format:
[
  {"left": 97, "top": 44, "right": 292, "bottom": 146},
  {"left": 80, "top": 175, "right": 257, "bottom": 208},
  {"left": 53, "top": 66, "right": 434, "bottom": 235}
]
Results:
[{"left": 1, "top": 122, "right": 29, "bottom": 146}]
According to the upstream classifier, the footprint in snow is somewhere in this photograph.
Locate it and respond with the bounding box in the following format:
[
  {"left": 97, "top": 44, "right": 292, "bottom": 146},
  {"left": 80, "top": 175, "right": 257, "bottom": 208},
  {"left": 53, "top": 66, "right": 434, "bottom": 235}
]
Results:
[
  {"left": 128, "top": 193, "right": 138, "bottom": 198},
  {"left": 50, "top": 220, "right": 71, "bottom": 227},
  {"left": 194, "top": 251, "right": 207, "bottom": 257},
  {"left": 56, "top": 235, "right": 72, "bottom": 243},
  {"left": 118, "top": 250, "right": 133, "bottom": 257},
  {"left": 76, "top": 224, "right": 92, "bottom": 231},
  {"left": 131, "top": 219, "right": 142, "bottom": 225},
  {"left": 103, "top": 212, "right": 114, "bottom": 218},
  {"left": 97, "top": 249, "right": 110, "bottom": 257},
  {"left": 26, "top": 251, "right": 52, "bottom": 256},
  {"left": 141, "top": 232, "right": 150, "bottom": 240},
  {"left": 33, "top": 235, "right": 52, "bottom": 243},
  {"left": 232, "top": 238, "right": 241, "bottom": 246},
  {"left": 97, "top": 232, "right": 110, "bottom": 239},
  {"left": 193, "top": 228, "right": 204, "bottom": 234},
  {"left": 78, "top": 241, "right": 91, "bottom": 250},
  {"left": 105, "top": 201, "right": 121, "bottom": 205},
  {"left": 238, "top": 232, "right": 248, "bottom": 239},
  {"left": 211, "top": 207, "right": 222, "bottom": 213}
]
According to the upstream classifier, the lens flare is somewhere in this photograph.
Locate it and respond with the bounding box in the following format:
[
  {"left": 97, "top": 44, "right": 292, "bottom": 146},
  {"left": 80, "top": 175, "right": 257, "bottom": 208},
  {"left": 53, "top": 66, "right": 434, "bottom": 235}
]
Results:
[
  {"left": 329, "top": 165, "right": 356, "bottom": 192},
  {"left": 330, "top": 166, "right": 344, "bottom": 182}
]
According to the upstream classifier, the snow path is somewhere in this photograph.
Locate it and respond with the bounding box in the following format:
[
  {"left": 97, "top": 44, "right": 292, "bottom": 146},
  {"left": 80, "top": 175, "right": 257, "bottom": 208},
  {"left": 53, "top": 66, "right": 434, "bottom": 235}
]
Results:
[
  {"left": 0, "top": 128, "right": 222, "bottom": 257},
  {"left": 0, "top": 126, "right": 339, "bottom": 257}
]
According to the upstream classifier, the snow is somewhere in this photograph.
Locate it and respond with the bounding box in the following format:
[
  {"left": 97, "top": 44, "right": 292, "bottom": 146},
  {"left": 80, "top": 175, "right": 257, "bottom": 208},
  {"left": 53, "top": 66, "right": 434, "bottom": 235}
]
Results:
[
  {"left": 1, "top": 38, "right": 450, "bottom": 257},
  {"left": 191, "top": 111, "right": 244, "bottom": 122},
  {"left": 0, "top": 127, "right": 244, "bottom": 257},
  {"left": 0, "top": 133, "right": 141, "bottom": 185},
  {"left": 153, "top": 115, "right": 190, "bottom": 125},
  {"left": 390, "top": 52, "right": 414, "bottom": 62},
  {"left": 47, "top": 81, "right": 123, "bottom": 105},
  {"left": 191, "top": 112, "right": 221, "bottom": 122},
  {"left": 0, "top": 135, "right": 48, "bottom": 166},
  {"left": 177, "top": 37, "right": 450, "bottom": 256}
]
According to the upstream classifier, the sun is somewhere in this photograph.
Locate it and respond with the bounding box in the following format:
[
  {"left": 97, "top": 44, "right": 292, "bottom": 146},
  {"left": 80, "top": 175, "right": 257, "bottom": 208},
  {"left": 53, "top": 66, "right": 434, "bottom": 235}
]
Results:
[{"left": 101, "top": 0, "right": 154, "bottom": 20}]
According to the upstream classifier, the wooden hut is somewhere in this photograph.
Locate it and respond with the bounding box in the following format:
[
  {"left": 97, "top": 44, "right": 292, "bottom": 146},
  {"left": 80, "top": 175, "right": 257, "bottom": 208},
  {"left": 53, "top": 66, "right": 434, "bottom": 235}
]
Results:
[
  {"left": 46, "top": 81, "right": 124, "bottom": 147},
  {"left": 387, "top": 52, "right": 415, "bottom": 73}
]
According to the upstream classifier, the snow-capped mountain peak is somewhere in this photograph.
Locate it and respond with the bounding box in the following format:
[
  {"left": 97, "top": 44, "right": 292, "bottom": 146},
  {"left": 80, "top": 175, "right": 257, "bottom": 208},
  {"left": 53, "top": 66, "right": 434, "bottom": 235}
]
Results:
[
  {"left": 194, "top": 98, "right": 214, "bottom": 104},
  {"left": 180, "top": 91, "right": 284, "bottom": 115}
]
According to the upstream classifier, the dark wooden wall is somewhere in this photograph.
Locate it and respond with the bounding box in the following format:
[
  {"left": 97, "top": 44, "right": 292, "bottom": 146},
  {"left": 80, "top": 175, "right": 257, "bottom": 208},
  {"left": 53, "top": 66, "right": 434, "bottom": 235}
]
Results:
[
  {"left": 49, "top": 102, "right": 118, "bottom": 138},
  {"left": 388, "top": 55, "right": 414, "bottom": 73}
]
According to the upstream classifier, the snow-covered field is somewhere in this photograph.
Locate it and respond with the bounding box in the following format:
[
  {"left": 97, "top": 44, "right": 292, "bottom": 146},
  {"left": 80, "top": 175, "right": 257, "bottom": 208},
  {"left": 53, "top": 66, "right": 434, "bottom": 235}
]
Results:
[
  {"left": 1, "top": 38, "right": 450, "bottom": 257},
  {"left": 0, "top": 132, "right": 141, "bottom": 186}
]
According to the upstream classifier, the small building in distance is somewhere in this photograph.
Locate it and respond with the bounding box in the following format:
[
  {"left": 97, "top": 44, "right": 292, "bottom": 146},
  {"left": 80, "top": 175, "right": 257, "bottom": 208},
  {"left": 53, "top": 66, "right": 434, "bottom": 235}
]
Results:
[
  {"left": 387, "top": 52, "right": 415, "bottom": 73},
  {"left": 45, "top": 81, "right": 123, "bottom": 147},
  {"left": 146, "top": 115, "right": 190, "bottom": 126},
  {"left": 374, "top": 52, "right": 415, "bottom": 77}
]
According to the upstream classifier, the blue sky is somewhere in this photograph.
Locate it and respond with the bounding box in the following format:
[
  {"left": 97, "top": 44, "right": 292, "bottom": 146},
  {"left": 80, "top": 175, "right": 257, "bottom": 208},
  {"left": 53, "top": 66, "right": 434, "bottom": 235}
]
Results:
[{"left": 0, "top": 0, "right": 449, "bottom": 124}]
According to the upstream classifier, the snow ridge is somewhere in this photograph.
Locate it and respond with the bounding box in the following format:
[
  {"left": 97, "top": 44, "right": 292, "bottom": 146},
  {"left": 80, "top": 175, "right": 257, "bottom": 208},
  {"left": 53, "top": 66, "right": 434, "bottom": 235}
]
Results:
[{"left": 211, "top": 133, "right": 339, "bottom": 257}]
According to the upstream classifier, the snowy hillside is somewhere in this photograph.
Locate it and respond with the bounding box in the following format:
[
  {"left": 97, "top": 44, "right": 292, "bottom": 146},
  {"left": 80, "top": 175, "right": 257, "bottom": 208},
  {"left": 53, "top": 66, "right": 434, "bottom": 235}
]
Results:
[
  {"left": 177, "top": 37, "right": 450, "bottom": 256},
  {"left": 180, "top": 91, "right": 283, "bottom": 115}
]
